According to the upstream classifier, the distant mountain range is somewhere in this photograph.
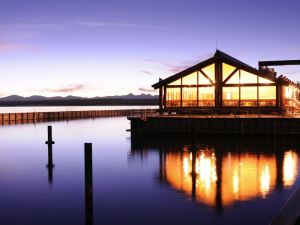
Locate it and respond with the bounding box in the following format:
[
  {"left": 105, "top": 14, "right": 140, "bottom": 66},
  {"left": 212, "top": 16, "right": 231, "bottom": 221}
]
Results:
[
  {"left": 0, "top": 93, "right": 158, "bottom": 102},
  {"left": 0, "top": 94, "right": 159, "bottom": 106}
]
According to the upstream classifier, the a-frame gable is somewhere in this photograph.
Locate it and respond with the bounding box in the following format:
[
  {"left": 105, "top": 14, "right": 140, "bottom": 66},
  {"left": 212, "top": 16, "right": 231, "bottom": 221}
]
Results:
[{"left": 152, "top": 56, "right": 216, "bottom": 89}]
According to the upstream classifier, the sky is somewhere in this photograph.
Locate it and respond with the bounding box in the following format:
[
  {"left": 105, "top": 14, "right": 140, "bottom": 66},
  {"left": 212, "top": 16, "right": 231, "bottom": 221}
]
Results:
[{"left": 0, "top": 0, "right": 300, "bottom": 97}]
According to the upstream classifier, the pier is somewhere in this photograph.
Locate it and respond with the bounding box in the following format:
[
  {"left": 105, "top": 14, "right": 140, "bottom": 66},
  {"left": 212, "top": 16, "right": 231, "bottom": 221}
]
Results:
[
  {"left": 0, "top": 109, "right": 156, "bottom": 126},
  {"left": 128, "top": 114, "right": 300, "bottom": 137}
]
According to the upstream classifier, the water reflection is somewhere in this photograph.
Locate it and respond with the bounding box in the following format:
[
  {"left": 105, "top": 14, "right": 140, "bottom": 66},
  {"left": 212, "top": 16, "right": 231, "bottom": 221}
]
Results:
[
  {"left": 45, "top": 126, "right": 55, "bottom": 185},
  {"left": 46, "top": 143, "right": 54, "bottom": 185},
  {"left": 283, "top": 151, "right": 298, "bottom": 186},
  {"left": 131, "top": 137, "right": 299, "bottom": 211}
]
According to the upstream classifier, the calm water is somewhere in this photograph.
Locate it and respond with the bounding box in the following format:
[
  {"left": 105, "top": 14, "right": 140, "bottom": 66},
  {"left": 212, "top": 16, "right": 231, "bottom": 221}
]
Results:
[
  {"left": 0, "top": 117, "right": 299, "bottom": 225},
  {"left": 0, "top": 105, "right": 158, "bottom": 113}
]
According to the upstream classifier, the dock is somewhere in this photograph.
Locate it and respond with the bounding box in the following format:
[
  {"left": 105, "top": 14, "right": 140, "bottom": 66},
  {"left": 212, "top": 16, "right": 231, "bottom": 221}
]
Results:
[
  {"left": 128, "top": 114, "right": 300, "bottom": 137},
  {"left": 0, "top": 109, "right": 156, "bottom": 126}
]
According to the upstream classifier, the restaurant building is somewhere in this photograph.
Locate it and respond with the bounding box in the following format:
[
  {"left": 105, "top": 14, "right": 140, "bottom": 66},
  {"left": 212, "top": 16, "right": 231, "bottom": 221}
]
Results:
[{"left": 152, "top": 50, "right": 300, "bottom": 113}]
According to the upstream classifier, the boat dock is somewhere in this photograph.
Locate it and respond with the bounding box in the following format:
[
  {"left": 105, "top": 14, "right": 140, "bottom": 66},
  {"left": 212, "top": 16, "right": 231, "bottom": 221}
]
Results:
[{"left": 0, "top": 109, "right": 156, "bottom": 125}]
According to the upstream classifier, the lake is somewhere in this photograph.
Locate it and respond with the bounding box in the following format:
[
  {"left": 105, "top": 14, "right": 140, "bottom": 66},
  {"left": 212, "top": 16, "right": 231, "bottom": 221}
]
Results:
[{"left": 0, "top": 116, "right": 299, "bottom": 225}]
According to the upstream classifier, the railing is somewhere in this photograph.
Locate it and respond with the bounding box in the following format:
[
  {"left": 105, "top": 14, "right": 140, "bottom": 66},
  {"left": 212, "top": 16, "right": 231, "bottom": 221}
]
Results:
[{"left": 0, "top": 109, "right": 157, "bottom": 125}]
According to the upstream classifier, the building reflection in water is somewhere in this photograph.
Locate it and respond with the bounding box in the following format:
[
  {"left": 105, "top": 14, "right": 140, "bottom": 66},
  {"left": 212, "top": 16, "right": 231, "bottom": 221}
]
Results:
[{"left": 130, "top": 137, "right": 299, "bottom": 210}]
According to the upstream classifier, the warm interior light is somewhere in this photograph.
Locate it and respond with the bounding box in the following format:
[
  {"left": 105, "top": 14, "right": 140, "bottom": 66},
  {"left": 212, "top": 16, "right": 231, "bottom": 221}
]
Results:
[
  {"left": 164, "top": 150, "right": 292, "bottom": 207},
  {"left": 226, "top": 93, "right": 232, "bottom": 100},
  {"left": 283, "top": 150, "right": 297, "bottom": 186}
]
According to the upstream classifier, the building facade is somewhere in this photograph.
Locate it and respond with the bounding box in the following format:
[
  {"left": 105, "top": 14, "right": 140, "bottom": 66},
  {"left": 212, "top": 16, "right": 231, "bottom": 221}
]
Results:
[{"left": 152, "top": 50, "right": 300, "bottom": 113}]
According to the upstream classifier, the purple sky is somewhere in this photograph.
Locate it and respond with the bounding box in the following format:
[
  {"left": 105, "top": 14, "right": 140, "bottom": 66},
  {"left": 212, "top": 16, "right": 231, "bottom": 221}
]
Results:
[{"left": 0, "top": 0, "right": 299, "bottom": 97}]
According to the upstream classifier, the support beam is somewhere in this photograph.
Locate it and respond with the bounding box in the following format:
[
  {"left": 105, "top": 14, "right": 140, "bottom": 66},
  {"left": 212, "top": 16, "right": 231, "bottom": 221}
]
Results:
[{"left": 259, "top": 60, "right": 300, "bottom": 68}]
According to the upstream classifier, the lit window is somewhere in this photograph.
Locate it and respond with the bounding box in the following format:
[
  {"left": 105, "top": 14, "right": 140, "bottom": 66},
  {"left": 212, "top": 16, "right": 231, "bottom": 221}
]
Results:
[
  {"left": 226, "top": 71, "right": 240, "bottom": 84},
  {"left": 169, "top": 79, "right": 181, "bottom": 85},
  {"left": 202, "top": 64, "right": 215, "bottom": 83},
  {"left": 223, "top": 87, "right": 239, "bottom": 106},
  {"left": 240, "top": 87, "right": 257, "bottom": 106},
  {"left": 182, "top": 88, "right": 197, "bottom": 107},
  {"left": 182, "top": 72, "right": 197, "bottom": 85},
  {"left": 240, "top": 70, "right": 257, "bottom": 84},
  {"left": 199, "top": 87, "right": 215, "bottom": 106},
  {"left": 222, "top": 63, "right": 236, "bottom": 81},
  {"left": 166, "top": 88, "right": 181, "bottom": 107},
  {"left": 258, "top": 77, "right": 274, "bottom": 84},
  {"left": 199, "top": 72, "right": 212, "bottom": 85}
]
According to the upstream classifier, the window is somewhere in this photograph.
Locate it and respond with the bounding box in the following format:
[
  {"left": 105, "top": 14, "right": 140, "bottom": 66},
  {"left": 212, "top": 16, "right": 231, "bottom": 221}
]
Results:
[
  {"left": 259, "top": 86, "right": 276, "bottom": 106},
  {"left": 199, "top": 87, "right": 215, "bottom": 106},
  {"left": 169, "top": 79, "right": 181, "bottom": 85},
  {"left": 223, "top": 87, "right": 239, "bottom": 106},
  {"left": 199, "top": 72, "right": 212, "bottom": 85},
  {"left": 222, "top": 63, "right": 236, "bottom": 81},
  {"left": 166, "top": 88, "right": 181, "bottom": 107},
  {"left": 182, "top": 72, "right": 197, "bottom": 85},
  {"left": 259, "top": 77, "right": 274, "bottom": 84},
  {"left": 226, "top": 71, "right": 239, "bottom": 84},
  {"left": 182, "top": 88, "right": 197, "bottom": 107},
  {"left": 240, "top": 70, "right": 257, "bottom": 84},
  {"left": 202, "top": 64, "right": 215, "bottom": 83},
  {"left": 240, "top": 87, "right": 257, "bottom": 106}
]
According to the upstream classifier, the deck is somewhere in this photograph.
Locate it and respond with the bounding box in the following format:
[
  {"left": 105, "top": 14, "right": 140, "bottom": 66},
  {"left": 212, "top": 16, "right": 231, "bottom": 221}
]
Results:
[{"left": 128, "top": 113, "right": 300, "bottom": 137}]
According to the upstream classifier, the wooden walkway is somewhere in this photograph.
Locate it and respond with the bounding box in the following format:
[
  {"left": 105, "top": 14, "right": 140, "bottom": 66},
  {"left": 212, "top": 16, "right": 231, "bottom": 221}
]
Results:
[{"left": 0, "top": 109, "right": 157, "bottom": 126}]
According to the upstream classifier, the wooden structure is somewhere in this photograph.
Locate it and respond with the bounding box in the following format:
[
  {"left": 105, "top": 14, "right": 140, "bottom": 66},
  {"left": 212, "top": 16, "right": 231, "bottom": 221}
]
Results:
[
  {"left": 129, "top": 115, "right": 300, "bottom": 137},
  {"left": 0, "top": 109, "right": 156, "bottom": 125},
  {"left": 152, "top": 50, "right": 300, "bottom": 113}
]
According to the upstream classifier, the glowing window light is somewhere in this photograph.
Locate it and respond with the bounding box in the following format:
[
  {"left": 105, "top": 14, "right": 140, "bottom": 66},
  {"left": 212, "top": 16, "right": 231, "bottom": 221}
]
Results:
[
  {"left": 233, "top": 172, "right": 239, "bottom": 196},
  {"left": 198, "top": 152, "right": 217, "bottom": 196},
  {"left": 202, "top": 64, "right": 215, "bottom": 83},
  {"left": 183, "top": 157, "right": 189, "bottom": 176},
  {"left": 198, "top": 72, "right": 211, "bottom": 85},
  {"left": 182, "top": 72, "right": 197, "bottom": 85},
  {"left": 222, "top": 63, "right": 236, "bottom": 81},
  {"left": 259, "top": 77, "right": 274, "bottom": 84},
  {"left": 259, "top": 86, "right": 276, "bottom": 100},
  {"left": 240, "top": 70, "right": 258, "bottom": 84},
  {"left": 260, "top": 165, "right": 271, "bottom": 198},
  {"left": 283, "top": 150, "right": 297, "bottom": 186},
  {"left": 169, "top": 79, "right": 181, "bottom": 85},
  {"left": 225, "top": 71, "right": 239, "bottom": 84}
]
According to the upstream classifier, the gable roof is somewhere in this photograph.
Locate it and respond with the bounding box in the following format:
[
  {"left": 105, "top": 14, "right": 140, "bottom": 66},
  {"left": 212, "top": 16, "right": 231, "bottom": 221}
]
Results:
[{"left": 152, "top": 50, "right": 276, "bottom": 89}]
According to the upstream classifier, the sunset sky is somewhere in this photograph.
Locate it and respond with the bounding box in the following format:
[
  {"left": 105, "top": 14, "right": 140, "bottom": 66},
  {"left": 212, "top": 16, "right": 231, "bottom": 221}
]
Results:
[{"left": 0, "top": 0, "right": 299, "bottom": 97}]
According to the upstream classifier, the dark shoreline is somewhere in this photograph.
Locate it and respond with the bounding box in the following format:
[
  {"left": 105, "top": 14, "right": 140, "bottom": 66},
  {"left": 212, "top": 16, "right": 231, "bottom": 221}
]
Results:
[{"left": 0, "top": 99, "right": 158, "bottom": 107}]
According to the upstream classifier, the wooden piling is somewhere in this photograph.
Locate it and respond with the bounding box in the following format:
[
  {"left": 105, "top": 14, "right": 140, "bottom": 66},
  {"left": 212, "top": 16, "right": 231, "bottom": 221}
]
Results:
[
  {"left": 84, "top": 143, "right": 93, "bottom": 225},
  {"left": 45, "top": 126, "right": 55, "bottom": 145}
]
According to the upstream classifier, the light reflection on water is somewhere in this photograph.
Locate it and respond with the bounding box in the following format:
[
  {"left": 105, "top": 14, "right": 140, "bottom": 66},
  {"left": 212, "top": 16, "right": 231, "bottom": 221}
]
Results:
[
  {"left": 162, "top": 148, "right": 297, "bottom": 207},
  {"left": 0, "top": 117, "right": 300, "bottom": 225}
]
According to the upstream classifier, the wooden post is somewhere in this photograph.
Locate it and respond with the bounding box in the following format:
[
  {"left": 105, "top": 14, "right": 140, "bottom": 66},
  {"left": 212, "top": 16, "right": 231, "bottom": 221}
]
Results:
[
  {"left": 45, "top": 126, "right": 55, "bottom": 145},
  {"left": 84, "top": 143, "right": 93, "bottom": 225},
  {"left": 45, "top": 125, "right": 55, "bottom": 185}
]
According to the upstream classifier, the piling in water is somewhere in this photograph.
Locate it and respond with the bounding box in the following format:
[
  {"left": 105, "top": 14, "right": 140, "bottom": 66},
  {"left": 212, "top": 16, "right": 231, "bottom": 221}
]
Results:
[{"left": 84, "top": 143, "right": 93, "bottom": 225}]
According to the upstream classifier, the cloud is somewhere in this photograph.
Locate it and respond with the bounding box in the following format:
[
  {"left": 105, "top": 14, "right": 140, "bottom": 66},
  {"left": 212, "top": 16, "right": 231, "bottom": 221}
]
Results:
[
  {"left": 138, "top": 87, "right": 158, "bottom": 93},
  {"left": 0, "top": 41, "right": 39, "bottom": 53},
  {"left": 142, "top": 70, "right": 155, "bottom": 76},
  {"left": 145, "top": 53, "right": 214, "bottom": 74},
  {"left": 162, "top": 63, "right": 189, "bottom": 73},
  {"left": 76, "top": 21, "right": 180, "bottom": 29},
  {"left": 45, "top": 84, "right": 88, "bottom": 93}
]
